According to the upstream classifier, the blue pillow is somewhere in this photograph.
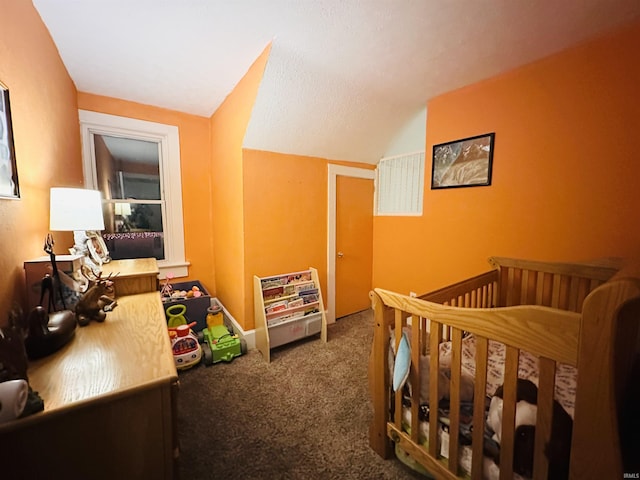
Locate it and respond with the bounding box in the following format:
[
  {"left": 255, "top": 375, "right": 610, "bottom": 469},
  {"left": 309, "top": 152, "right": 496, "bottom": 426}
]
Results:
[{"left": 393, "top": 331, "right": 411, "bottom": 392}]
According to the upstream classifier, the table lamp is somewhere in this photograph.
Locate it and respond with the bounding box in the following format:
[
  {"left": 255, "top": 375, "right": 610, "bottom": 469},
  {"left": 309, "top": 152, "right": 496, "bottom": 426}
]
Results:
[
  {"left": 114, "top": 202, "right": 132, "bottom": 232},
  {"left": 49, "top": 187, "right": 109, "bottom": 266}
]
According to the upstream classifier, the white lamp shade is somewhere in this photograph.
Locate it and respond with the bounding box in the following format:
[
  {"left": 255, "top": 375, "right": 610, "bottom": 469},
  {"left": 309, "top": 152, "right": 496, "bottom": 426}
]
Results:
[
  {"left": 50, "top": 187, "right": 105, "bottom": 231},
  {"left": 114, "top": 202, "right": 132, "bottom": 216}
]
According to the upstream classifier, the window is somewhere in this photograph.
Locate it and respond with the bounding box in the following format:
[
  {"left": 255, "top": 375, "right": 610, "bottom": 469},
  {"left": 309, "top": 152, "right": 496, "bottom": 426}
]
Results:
[
  {"left": 375, "top": 151, "right": 425, "bottom": 216},
  {"left": 79, "top": 110, "right": 188, "bottom": 278}
]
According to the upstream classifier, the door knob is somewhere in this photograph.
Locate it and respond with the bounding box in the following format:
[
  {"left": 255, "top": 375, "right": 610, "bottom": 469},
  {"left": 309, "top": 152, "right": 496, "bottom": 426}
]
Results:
[{"left": 337, "top": 251, "right": 344, "bottom": 258}]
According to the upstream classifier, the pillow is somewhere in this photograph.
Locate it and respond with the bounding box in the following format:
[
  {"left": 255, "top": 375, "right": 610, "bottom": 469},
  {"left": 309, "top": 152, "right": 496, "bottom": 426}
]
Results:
[{"left": 393, "top": 332, "right": 411, "bottom": 392}]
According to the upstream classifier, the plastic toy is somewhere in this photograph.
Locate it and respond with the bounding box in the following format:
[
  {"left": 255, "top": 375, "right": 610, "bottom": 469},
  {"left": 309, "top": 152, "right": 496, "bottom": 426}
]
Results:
[
  {"left": 206, "top": 302, "right": 224, "bottom": 328},
  {"left": 199, "top": 324, "right": 246, "bottom": 365},
  {"left": 159, "top": 273, "right": 174, "bottom": 299},
  {"left": 166, "top": 304, "right": 188, "bottom": 328},
  {"left": 168, "top": 321, "right": 202, "bottom": 370}
]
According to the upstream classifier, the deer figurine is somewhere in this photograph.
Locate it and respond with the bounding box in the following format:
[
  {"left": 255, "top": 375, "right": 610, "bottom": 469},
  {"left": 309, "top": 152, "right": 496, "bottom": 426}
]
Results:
[{"left": 75, "top": 266, "right": 118, "bottom": 326}]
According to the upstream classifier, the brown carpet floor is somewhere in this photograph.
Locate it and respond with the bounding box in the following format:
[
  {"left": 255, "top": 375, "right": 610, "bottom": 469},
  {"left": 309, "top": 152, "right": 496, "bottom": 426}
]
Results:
[{"left": 176, "top": 309, "right": 425, "bottom": 479}]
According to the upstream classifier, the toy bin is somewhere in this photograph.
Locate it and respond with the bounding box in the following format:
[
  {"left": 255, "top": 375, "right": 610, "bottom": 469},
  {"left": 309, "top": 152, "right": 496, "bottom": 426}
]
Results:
[
  {"left": 268, "top": 313, "right": 322, "bottom": 349},
  {"left": 161, "top": 280, "right": 211, "bottom": 332}
]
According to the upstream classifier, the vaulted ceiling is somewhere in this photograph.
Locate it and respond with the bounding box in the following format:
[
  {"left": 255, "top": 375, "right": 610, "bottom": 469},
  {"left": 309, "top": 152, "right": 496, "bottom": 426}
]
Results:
[{"left": 33, "top": 0, "right": 640, "bottom": 164}]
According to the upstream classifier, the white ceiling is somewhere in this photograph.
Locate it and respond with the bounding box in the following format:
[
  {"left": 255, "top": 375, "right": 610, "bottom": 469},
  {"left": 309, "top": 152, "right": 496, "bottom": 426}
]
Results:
[{"left": 33, "top": 0, "right": 640, "bottom": 164}]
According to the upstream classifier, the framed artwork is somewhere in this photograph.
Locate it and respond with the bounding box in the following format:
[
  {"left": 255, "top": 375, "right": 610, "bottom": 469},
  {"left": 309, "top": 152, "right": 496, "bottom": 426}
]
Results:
[
  {"left": 431, "top": 132, "right": 495, "bottom": 189},
  {"left": 87, "top": 231, "right": 111, "bottom": 266},
  {"left": 0, "top": 82, "right": 20, "bottom": 199}
]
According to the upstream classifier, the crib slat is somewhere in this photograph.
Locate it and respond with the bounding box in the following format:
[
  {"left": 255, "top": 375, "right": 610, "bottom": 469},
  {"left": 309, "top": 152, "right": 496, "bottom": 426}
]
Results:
[
  {"left": 520, "top": 270, "right": 531, "bottom": 305},
  {"left": 499, "top": 345, "right": 519, "bottom": 480},
  {"left": 421, "top": 317, "right": 428, "bottom": 355},
  {"left": 558, "top": 275, "right": 570, "bottom": 310},
  {"left": 471, "top": 336, "right": 488, "bottom": 479},
  {"left": 533, "top": 357, "right": 556, "bottom": 480},
  {"left": 542, "top": 273, "right": 553, "bottom": 306},
  {"left": 410, "top": 312, "right": 420, "bottom": 444},
  {"left": 394, "top": 309, "right": 404, "bottom": 428},
  {"left": 513, "top": 268, "right": 523, "bottom": 305},
  {"left": 505, "top": 267, "right": 515, "bottom": 306},
  {"left": 394, "top": 379, "right": 403, "bottom": 426},
  {"left": 447, "top": 328, "right": 462, "bottom": 474},
  {"left": 429, "top": 322, "right": 442, "bottom": 458},
  {"left": 526, "top": 271, "right": 538, "bottom": 304},
  {"left": 490, "top": 281, "right": 498, "bottom": 307},
  {"left": 551, "top": 273, "right": 561, "bottom": 308},
  {"left": 535, "top": 272, "right": 545, "bottom": 305},
  {"left": 568, "top": 276, "right": 580, "bottom": 312}
]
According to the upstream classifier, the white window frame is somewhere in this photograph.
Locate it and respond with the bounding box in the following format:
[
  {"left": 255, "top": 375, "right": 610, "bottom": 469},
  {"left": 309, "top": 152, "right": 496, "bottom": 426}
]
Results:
[
  {"left": 79, "top": 110, "right": 189, "bottom": 278},
  {"left": 375, "top": 150, "right": 425, "bottom": 216}
]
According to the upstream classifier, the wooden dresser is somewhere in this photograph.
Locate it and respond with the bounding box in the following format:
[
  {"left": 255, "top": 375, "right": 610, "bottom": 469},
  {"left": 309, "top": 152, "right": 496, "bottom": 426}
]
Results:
[
  {"left": 101, "top": 257, "right": 160, "bottom": 296},
  {"left": 0, "top": 260, "right": 178, "bottom": 479}
]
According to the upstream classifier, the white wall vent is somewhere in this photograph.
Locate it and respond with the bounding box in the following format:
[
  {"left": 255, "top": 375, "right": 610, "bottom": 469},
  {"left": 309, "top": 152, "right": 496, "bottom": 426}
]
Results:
[{"left": 375, "top": 151, "right": 424, "bottom": 216}]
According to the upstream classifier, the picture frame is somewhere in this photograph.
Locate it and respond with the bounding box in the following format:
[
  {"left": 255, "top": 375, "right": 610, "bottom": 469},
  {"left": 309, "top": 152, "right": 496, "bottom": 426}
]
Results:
[
  {"left": 86, "top": 230, "right": 111, "bottom": 266},
  {"left": 431, "top": 132, "right": 495, "bottom": 189},
  {"left": 0, "top": 81, "right": 20, "bottom": 199}
]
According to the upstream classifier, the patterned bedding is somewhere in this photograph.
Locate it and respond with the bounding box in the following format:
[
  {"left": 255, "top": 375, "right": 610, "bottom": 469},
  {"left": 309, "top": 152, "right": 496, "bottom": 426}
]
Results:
[
  {"left": 436, "top": 334, "right": 577, "bottom": 417},
  {"left": 395, "top": 333, "right": 577, "bottom": 478}
]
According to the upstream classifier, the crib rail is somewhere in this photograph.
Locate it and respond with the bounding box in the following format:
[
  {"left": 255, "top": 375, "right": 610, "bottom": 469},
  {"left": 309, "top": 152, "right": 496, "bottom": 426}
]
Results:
[
  {"left": 419, "top": 270, "right": 498, "bottom": 343},
  {"left": 369, "top": 256, "right": 638, "bottom": 480},
  {"left": 420, "top": 269, "right": 499, "bottom": 308},
  {"left": 372, "top": 289, "right": 580, "bottom": 479},
  {"left": 489, "top": 256, "right": 619, "bottom": 312}
]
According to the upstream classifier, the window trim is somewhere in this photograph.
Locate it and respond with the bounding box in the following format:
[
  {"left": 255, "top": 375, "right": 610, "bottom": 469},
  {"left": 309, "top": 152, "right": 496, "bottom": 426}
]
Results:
[{"left": 79, "top": 110, "right": 188, "bottom": 278}]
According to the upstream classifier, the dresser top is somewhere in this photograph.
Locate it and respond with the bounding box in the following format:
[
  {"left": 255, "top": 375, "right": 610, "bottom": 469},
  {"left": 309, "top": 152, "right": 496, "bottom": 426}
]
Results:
[
  {"left": 101, "top": 257, "right": 159, "bottom": 278},
  {"left": 19, "top": 292, "right": 176, "bottom": 422}
]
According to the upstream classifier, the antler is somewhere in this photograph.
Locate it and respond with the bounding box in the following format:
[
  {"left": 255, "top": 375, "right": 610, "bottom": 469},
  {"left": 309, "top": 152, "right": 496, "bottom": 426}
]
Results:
[{"left": 81, "top": 264, "right": 101, "bottom": 283}]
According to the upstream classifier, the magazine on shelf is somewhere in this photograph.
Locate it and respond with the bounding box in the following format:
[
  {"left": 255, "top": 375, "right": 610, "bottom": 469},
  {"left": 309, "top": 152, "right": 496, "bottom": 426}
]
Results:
[
  {"left": 265, "top": 300, "right": 288, "bottom": 314},
  {"left": 261, "top": 277, "right": 287, "bottom": 289},
  {"left": 286, "top": 272, "right": 312, "bottom": 284},
  {"left": 295, "top": 282, "right": 316, "bottom": 293},
  {"left": 302, "top": 293, "right": 319, "bottom": 304},
  {"left": 263, "top": 286, "right": 284, "bottom": 301},
  {"left": 298, "top": 288, "right": 318, "bottom": 296},
  {"left": 287, "top": 297, "right": 304, "bottom": 308}
]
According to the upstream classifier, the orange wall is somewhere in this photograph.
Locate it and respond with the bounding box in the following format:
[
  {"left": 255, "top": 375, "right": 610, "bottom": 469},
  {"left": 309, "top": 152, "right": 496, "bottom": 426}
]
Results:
[
  {"left": 0, "top": 1, "right": 82, "bottom": 325},
  {"left": 77, "top": 93, "right": 214, "bottom": 292},
  {"left": 209, "top": 45, "right": 271, "bottom": 329},
  {"left": 243, "top": 150, "right": 327, "bottom": 331},
  {"left": 242, "top": 149, "right": 375, "bottom": 330},
  {"left": 373, "top": 20, "right": 640, "bottom": 295}
]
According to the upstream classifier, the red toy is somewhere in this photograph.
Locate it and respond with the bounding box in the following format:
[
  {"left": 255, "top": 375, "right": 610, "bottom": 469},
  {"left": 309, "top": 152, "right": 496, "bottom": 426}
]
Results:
[{"left": 168, "top": 321, "right": 202, "bottom": 370}]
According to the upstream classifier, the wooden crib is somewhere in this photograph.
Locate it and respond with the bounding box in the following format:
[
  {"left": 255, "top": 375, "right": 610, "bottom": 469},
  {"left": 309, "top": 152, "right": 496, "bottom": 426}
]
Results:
[{"left": 368, "top": 256, "right": 640, "bottom": 479}]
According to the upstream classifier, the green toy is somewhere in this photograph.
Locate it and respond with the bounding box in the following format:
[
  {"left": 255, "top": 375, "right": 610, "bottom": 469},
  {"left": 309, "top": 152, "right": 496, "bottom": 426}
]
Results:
[
  {"left": 166, "top": 304, "right": 188, "bottom": 328},
  {"left": 199, "top": 324, "right": 246, "bottom": 365}
]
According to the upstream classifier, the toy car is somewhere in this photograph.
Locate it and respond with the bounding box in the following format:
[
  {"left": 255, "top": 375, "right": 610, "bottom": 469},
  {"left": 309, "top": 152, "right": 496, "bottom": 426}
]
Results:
[
  {"left": 199, "top": 324, "right": 246, "bottom": 365},
  {"left": 168, "top": 321, "right": 202, "bottom": 370}
]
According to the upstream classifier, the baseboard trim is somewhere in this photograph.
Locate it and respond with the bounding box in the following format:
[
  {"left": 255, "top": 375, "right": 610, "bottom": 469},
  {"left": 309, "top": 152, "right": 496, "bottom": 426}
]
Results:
[{"left": 212, "top": 297, "right": 256, "bottom": 350}]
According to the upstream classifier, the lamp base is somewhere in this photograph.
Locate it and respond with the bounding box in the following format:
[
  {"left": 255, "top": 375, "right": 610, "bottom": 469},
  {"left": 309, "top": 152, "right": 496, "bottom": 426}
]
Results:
[
  {"left": 71, "top": 230, "right": 90, "bottom": 257},
  {"left": 70, "top": 230, "right": 111, "bottom": 270}
]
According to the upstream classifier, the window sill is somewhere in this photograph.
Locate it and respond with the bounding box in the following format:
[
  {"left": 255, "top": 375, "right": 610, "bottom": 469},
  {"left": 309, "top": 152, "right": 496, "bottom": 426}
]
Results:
[{"left": 158, "top": 261, "right": 190, "bottom": 279}]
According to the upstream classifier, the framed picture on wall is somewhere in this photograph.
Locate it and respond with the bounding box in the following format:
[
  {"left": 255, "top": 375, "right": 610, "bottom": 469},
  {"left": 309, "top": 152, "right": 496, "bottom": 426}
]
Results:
[
  {"left": 431, "top": 132, "right": 495, "bottom": 189},
  {"left": 0, "top": 81, "right": 20, "bottom": 199}
]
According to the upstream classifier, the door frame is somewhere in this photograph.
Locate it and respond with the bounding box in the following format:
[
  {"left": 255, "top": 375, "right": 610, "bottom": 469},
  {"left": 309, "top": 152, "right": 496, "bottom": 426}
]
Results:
[{"left": 327, "top": 164, "right": 375, "bottom": 323}]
